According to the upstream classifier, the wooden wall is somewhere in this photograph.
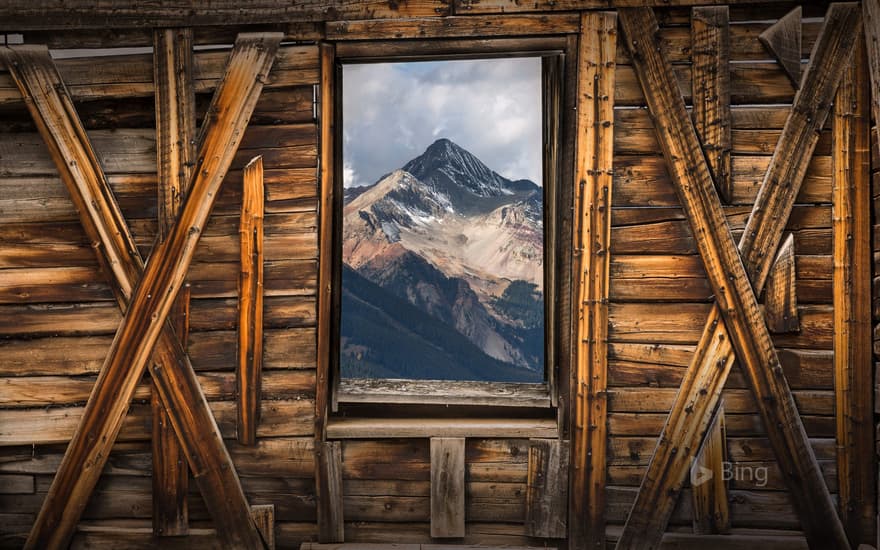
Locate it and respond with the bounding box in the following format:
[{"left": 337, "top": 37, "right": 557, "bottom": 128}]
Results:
[{"left": 0, "top": 1, "right": 875, "bottom": 549}]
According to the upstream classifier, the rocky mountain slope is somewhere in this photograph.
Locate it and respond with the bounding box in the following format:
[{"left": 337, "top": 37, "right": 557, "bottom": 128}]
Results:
[{"left": 341, "top": 138, "right": 544, "bottom": 381}]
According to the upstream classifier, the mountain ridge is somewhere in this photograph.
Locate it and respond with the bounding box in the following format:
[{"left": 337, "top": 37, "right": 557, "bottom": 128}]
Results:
[{"left": 341, "top": 138, "right": 545, "bottom": 379}]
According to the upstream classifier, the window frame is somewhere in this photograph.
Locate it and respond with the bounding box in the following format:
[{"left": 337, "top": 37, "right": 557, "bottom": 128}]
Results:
[{"left": 324, "top": 37, "right": 574, "bottom": 413}]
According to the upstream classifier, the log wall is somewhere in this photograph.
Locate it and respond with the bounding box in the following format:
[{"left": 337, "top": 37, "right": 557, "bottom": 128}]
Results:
[{"left": 0, "top": 1, "right": 874, "bottom": 549}]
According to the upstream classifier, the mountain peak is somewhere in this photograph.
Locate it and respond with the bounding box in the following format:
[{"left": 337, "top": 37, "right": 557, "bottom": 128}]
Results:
[{"left": 403, "top": 138, "right": 510, "bottom": 200}]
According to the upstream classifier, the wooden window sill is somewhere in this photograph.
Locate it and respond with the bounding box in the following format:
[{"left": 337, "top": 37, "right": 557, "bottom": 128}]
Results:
[
  {"left": 325, "top": 417, "right": 558, "bottom": 439},
  {"left": 336, "top": 379, "right": 552, "bottom": 408}
]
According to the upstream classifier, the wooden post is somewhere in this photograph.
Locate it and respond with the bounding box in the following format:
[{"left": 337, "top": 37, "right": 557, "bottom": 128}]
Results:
[
  {"left": 238, "top": 156, "right": 265, "bottom": 446},
  {"left": 316, "top": 42, "right": 336, "bottom": 441},
  {"left": 691, "top": 6, "right": 731, "bottom": 202},
  {"left": 11, "top": 33, "right": 282, "bottom": 550},
  {"left": 151, "top": 285, "right": 191, "bottom": 536},
  {"left": 569, "top": 11, "right": 617, "bottom": 550},
  {"left": 316, "top": 441, "right": 344, "bottom": 543},
  {"left": 430, "top": 437, "right": 465, "bottom": 538},
  {"left": 152, "top": 26, "right": 195, "bottom": 537},
  {"left": 526, "top": 439, "right": 569, "bottom": 538},
  {"left": 616, "top": 6, "right": 858, "bottom": 550},
  {"left": 764, "top": 234, "right": 800, "bottom": 334},
  {"left": 833, "top": 36, "right": 876, "bottom": 547},
  {"left": 690, "top": 402, "right": 729, "bottom": 535}
]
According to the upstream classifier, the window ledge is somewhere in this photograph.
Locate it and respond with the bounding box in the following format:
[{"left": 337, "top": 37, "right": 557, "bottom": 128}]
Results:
[
  {"left": 336, "top": 379, "right": 551, "bottom": 408},
  {"left": 325, "top": 417, "right": 558, "bottom": 439}
]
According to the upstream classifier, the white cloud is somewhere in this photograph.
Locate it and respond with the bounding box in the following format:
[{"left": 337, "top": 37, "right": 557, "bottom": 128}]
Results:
[{"left": 342, "top": 57, "right": 542, "bottom": 188}]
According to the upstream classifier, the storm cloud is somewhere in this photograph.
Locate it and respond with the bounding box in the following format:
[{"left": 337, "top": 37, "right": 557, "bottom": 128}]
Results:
[{"left": 342, "top": 57, "right": 542, "bottom": 189}]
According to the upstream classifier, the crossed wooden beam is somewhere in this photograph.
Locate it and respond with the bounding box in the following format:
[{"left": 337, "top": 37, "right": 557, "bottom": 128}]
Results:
[
  {"left": 613, "top": 4, "right": 862, "bottom": 550},
  {"left": 0, "top": 32, "right": 282, "bottom": 549}
]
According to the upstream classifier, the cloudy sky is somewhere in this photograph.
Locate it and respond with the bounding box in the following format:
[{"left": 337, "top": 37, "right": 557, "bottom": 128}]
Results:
[{"left": 342, "top": 57, "right": 542, "bottom": 189}]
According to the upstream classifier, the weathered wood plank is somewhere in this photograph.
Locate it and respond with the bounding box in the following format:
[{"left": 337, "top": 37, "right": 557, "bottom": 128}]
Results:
[
  {"left": 327, "top": 418, "right": 557, "bottom": 439},
  {"left": 764, "top": 234, "right": 800, "bottom": 333},
  {"left": 326, "top": 14, "right": 579, "bottom": 40},
  {"left": 151, "top": 286, "right": 191, "bottom": 538},
  {"left": 865, "top": 0, "right": 880, "bottom": 158},
  {"left": 615, "top": 5, "right": 860, "bottom": 550},
  {"left": 454, "top": 0, "right": 793, "bottom": 15},
  {"left": 12, "top": 34, "right": 282, "bottom": 550},
  {"left": 430, "top": 438, "right": 465, "bottom": 538},
  {"left": 832, "top": 35, "right": 876, "bottom": 547},
  {"left": 0, "top": 370, "right": 315, "bottom": 409},
  {"left": 570, "top": 11, "right": 617, "bottom": 550},
  {"left": 0, "top": 0, "right": 450, "bottom": 29},
  {"left": 251, "top": 504, "right": 275, "bottom": 550},
  {"left": 0, "top": 399, "right": 315, "bottom": 446},
  {"left": 690, "top": 403, "right": 729, "bottom": 535},
  {"left": 0, "top": 45, "right": 319, "bottom": 106},
  {"left": 154, "top": 27, "right": 196, "bottom": 242},
  {"left": 237, "top": 156, "right": 265, "bottom": 446},
  {"left": 525, "top": 439, "right": 568, "bottom": 538},
  {"left": 316, "top": 441, "right": 344, "bottom": 543},
  {"left": 151, "top": 27, "right": 196, "bottom": 538},
  {"left": 316, "top": 42, "right": 335, "bottom": 440},
  {"left": 691, "top": 6, "right": 731, "bottom": 202},
  {"left": 758, "top": 6, "right": 803, "bottom": 88}
]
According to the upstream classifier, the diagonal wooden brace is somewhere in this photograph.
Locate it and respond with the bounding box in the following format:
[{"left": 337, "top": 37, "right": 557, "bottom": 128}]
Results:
[
  {"left": 616, "top": 5, "right": 860, "bottom": 550},
  {"left": 3, "top": 33, "right": 282, "bottom": 550}
]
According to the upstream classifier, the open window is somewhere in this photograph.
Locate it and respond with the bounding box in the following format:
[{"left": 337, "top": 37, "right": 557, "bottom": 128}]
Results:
[{"left": 324, "top": 38, "right": 571, "bottom": 412}]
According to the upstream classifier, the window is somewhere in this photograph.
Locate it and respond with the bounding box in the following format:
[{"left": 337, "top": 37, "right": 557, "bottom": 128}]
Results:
[{"left": 327, "top": 39, "right": 569, "bottom": 408}]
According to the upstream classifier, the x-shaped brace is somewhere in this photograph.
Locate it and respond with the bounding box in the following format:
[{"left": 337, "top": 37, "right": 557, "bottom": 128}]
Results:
[
  {"left": 615, "top": 5, "right": 861, "bottom": 550},
  {"left": 1, "top": 33, "right": 282, "bottom": 550}
]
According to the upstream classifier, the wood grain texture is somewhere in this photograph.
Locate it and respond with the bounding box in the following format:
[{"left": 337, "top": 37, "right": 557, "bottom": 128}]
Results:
[
  {"left": 151, "top": 286, "right": 191, "bottom": 537},
  {"left": 764, "top": 234, "right": 800, "bottom": 333},
  {"left": 615, "top": 5, "right": 859, "bottom": 550},
  {"left": 316, "top": 42, "right": 335, "bottom": 440},
  {"left": 317, "top": 441, "right": 344, "bottom": 543},
  {"left": 151, "top": 27, "right": 195, "bottom": 538},
  {"left": 832, "top": 36, "right": 876, "bottom": 547},
  {"left": 250, "top": 504, "right": 275, "bottom": 550},
  {"left": 690, "top": 403, "right": 729, "bottom": 535},
  {"left": 691, "top": 6, "right": 731, "bottom": 202},
  {"left": 326, "top": 418, "right": 557, "bottom": 439},
  {"left": 865, "top": 0, "right": 880, "bottom": 156},
  {"left": 0, "top": 45, "right": 319, "bottom": 106},
  {"left": 758, "top": 7, "right": 803, "bottom": 88},
  {"left": 430, "top": 438, "right": 465, "bottom": 538},
  {"left": 525, "top": 439, "right": 568, "bottom": 538},
  {"left": 569, "top": 11, "right": 617, "bottom": 550},
  {"left": 6, "top": 34, "right": 282, "bottom": 550},
  {"left": 237, "top": 156, "right": 265, "bottom": 446},
  {"left": 454, "top": 0, "right": 793, "bottom": 14},
  {"left": 153, "top": 27, "right": 196, "bottom": 242},
  {"left": 326, "top": 14, "right": 579, "bottom": 40},
  {"left": 336, "top": 379, "right": 550, "bottom": 407},
  {"left": 0, "top": 0, "right": 450, "bottom": 29}
]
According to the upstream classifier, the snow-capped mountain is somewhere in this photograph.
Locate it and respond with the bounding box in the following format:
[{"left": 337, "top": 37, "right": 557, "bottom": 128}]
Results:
[{"left": 341, "top": 138, "right": 544, "bottom": 380}]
